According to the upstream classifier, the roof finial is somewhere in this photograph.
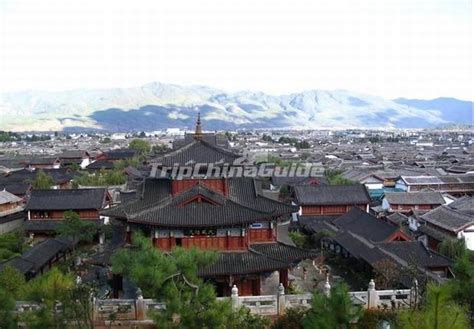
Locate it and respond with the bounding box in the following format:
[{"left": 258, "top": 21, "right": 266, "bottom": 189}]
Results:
[{"left": 195, "top": 112, "right": 203, "bottom": 138}]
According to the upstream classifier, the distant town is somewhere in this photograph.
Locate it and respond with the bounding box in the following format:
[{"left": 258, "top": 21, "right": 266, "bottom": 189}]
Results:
[{"left": 0, "top": 117, "right": 472, "bottom": 328}]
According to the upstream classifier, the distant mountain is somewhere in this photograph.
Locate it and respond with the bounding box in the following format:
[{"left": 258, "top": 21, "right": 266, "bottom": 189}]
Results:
[
  {"left": 0, "top": 82, "right": 471, "bottom": 131},
  {"left": 393, "top": 97, "right": 473, "bottom": 125}
]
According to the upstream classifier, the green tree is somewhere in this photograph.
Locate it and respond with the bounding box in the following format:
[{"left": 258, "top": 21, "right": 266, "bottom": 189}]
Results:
[
  {"left": 438, "top": 238, "right": 466, "bottom": 259},
  {"left": 112, "top": 232, "right": 245, "bottom": 328},
  {"left": 152, "top": 144, "right": 171, "bottom": 155},
  {"left": 271, "top": 305, "right": 307, "bottom": 329},
  {"left": 32, "top": 170, "right": 55, "bottom": 189},
  {"left": 0, "top": 266, "right": 26, "bottom": 298},
  {"left": 128, "top": 139, "right": 151, "bottom": 155},
  {"left": 0, "top": 230, "right": 24, "bottom": 261},
  {"left": 398, "top": 282, "right": 469, "bottom": 329},
  {"left": 57, "top": 210, "right": 97, "bottom": 251},
  {"left": 324, "top": 169, "right": 354, "bottom": 185},
  {"left": 0, "top": 288, "right": 17, "bottom": 329},
  {"left": 304, "top": 283, "right": 362, "bottom": 329},
  {"left": 22, "top": 268, "right": 76, "bottom": 329},
  {"left": 449, "top": 252, "right": 474, "bottom": 308}
]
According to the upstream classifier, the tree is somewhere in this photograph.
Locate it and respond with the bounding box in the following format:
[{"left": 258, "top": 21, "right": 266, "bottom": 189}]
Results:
[
  {"left": 152, "top": 144, "right": 171, "bottom": 155},
  {"left": 128, "top": 139, "right": 151, "bottom": 155},
  {"left": 0, "top": 230, "right": 24, "bottom": 261},
  {"left": 449, "top": 252, "right": 474, "bottom": 308},
  {"left": 0, "top": 288, "right": 17, "bottom": 329},
  {"left": 22, "top": 268, "right": 75, "bottom": 328},
  {"left": 112, "top": 232, "right": 250, "bottom": 328},
  {"left": 0, "top": 266, "right": 26, "bottom": 298},
  {"left": 398, "top": 283, "right": 469, "bottom": 329},
  {"left": 372, "top": 259, "right": 399, "bottom": 289},
  {"left": 438, "top": 238, "right": 466, "bottom": 259},
  {"left": 271, "top": 306, "right": 307, "bottom": 329},
  {"left": 324, "top": 169, "right": 354, "bottom": 186},
  {"left": 57, "top": 210, "right": 97, "bottom": 251},
  {"left": 32, "top": 170, "right": 54, "bottom": 189},
  {"left": 304, "top": 283, "right": 362, "bottom": 329}
]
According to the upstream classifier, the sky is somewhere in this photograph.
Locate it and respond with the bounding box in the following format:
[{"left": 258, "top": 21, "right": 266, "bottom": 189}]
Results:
[{"left": 0, "top": 0, "right": 472, "bottom": 100}]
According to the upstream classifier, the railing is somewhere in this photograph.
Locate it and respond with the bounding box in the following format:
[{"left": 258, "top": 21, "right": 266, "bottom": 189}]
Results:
[{"left": 14, "top": 279, "right": 419, "bottom": 324}]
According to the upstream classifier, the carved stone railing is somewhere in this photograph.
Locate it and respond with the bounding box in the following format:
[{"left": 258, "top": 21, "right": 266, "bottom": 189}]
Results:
[{"left": 14, "top": 278, "right": 419, "bottom": 324}]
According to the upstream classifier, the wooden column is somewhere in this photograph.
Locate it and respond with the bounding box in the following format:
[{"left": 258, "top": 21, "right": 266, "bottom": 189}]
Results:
[{"left": 279, "top": 269, "right": 289, "bottom": 288}]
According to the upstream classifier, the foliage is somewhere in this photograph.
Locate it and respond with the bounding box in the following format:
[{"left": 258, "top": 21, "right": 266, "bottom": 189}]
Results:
[
  {"left": 112, "top": 232, "right": 243, "bottom": 328},
  {"left": 0, "top": 230, "right": 24, "bottom": 261},
  {"left": 0, "top": 288, "right": 17, "bottom": 329},
  {"left": 0, "top": 266, "right": 26, "bottom": 298},
  {"left": 152, "top": 143, "right": 171, "bottom": 155},
  {"left": 227, "top": 307, "right": 270, "bottom": 329},
  {"left": 289, "top": 231, "right": 310, "bottom": 248},
  {"left": 32, "top": 170, "right": 55, "bottom": 189},
  {"left": 100, "top": 137, "right": 111, "bottom": 144},
  {"left": 262, "top": 134, "right": 274, "bottom": 142},
  {"left": 304, "top": 282, "right": 362, "bottom": 329},
  {"left": 449, "top": 252, "right": 474, "bottom": 308},
  {"left": 324, "top": 169, "right": 354, "bottom": 185},
  {"left": 74, "top": 168, "right": 126, "bottom": 186},
  {"left": 57, "top": 210, "right": 98, "bottom": 251},
  {"left": 372, "top": 259, "right": 400, "bottom": 289},
  {"left": 271, "top": 306, "right": 307, "bottom": 329},
  {"left": 128, "top": 138, "right": 151, "bottom": 154},
  {"left": 397, "top": 282, "right": 469, "bottom": 329},
  {"left": 356, "top": 309, "right": 398, "bottom": 329},
  {"left": 438, "top": 238, "right": 467, "bottom": 259}
]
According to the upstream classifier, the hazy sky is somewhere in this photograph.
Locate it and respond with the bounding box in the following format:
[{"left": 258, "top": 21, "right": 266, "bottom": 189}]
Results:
[{"left": 0, "top": 0, "right": 472, "bottom": 100}]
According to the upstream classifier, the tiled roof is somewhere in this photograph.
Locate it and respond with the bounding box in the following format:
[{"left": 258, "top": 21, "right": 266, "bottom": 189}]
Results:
[
  {"left": 86, "top": 160, "right": 115, "bottom": 170},
  {"left": 103, "top": 177, "right": 296, "bottom": 228},
  {"left": 294, "top": 184, "right": 370, "bottom": 206},
  {"left": 154, "top": 140, "right": 239, "bottom": 166},
  {"left": 198, "top": 242, "right": 316, "bottom": 277},
  {"left": 377, "top": 241, "right": 452, "bottom": 268},
  {"left": 0, "top": 238, "right": 74, "bottom": 275},
  {"left": 26, "top": 188, "right": 108, "bottom": 211},
  {"left": 333, "top": 208, "right": 400, "bottom": 242},
  {"left": 25, "top": 219, "right": 103, "bottom": 232},
  {"left": 0, "top": 190, "right": 22, "bottom": 204},
  {"left": 421, "top": 204, "right": 474, "bottom": 233},
  {"left": 384, "top": 192, "right": 445, "bottom": 205}
]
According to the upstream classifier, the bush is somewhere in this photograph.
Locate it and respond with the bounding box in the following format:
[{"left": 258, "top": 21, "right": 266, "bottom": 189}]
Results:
[
  {"left": 356, "top": 309, "right": 398, "bottom": 329},
  {"left": 289, "top": 231, "right": 310, "bottom": 248},
  {"left": 271, "top": 306, "right": 307, "bottom": 329}
]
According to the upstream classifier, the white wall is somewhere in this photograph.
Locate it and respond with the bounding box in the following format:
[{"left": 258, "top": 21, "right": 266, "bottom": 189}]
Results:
[{"left": 458, "top": 226, "right": 474, "bottom": 250}]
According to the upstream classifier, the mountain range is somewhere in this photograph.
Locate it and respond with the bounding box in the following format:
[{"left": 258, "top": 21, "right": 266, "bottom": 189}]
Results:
[{"left": 0, "top": 82, "right": 472, "bottom": 132}]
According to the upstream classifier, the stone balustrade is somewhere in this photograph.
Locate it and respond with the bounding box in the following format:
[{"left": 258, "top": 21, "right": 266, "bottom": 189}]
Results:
[{"left": 14, "top": 278, "right": 419, "bottom": 326}]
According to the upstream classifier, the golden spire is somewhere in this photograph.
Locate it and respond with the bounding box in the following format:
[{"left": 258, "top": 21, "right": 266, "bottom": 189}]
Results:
[{"left": 195, "top": 112, "right": 203, "bottom": 138}]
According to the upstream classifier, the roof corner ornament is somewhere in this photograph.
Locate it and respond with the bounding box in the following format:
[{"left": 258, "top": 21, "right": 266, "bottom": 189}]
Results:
[{"left": 195, "top": 112, "right": 203, "bottom": 139}]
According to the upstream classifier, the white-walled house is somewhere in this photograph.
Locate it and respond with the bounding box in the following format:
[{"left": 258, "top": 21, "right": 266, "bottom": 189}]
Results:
[{"left": 418, "top": 196, "right": 474, "bottom": 250}]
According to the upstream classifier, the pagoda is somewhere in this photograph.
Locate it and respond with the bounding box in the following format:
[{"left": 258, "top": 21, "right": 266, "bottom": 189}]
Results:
[{"left": 104, "top": 114, "right": 315, "bottom": 296}]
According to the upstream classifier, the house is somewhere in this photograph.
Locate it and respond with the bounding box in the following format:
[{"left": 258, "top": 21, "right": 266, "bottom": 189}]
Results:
[
  {"left": 332, "top": 208, "right": 411, "bottom": 243},
  {"left": 0, "top": 238, "right": 73, "bottom": 279},
  {"left": 0, "top": 190, "right": 23, "bottom": 216},
  {"left": 418, "top": 196, "right": 474, "bottom": 250},
  {"left": 59, "top": 150, "right": 91, "bottom": 169},
  {"left": 0, "top": 183, "right": 32, "bottom": 201},
  {"left": 0, "top": 190, "right": 25, "bottom": 234},
  {"left": 294, "top": 184, "right": 371, "bottom": 217},
  {"left": 95, "top": 150, "right": 138, "bottom": 163},
  {"left": 0, "top": 168, "right": 75, "bottom": 189},
  {"left": 24, "top": 157, "right": 61, "bottom": 170},
  {"left": 102, "top": 117, "right": 316, "bottom": 296},
  {"left": 382, "top": 192, "right": 445, "bottom": 213},
  {"left": 25, "top": 188, "right": 111, "bottom": 235},
  {"left": 395, "top": 175, "right": 474, "bottom": 196}
]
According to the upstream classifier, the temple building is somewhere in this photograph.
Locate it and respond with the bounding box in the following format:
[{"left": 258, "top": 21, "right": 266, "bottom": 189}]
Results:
[{"left": 103, "top": 114, "right": 315, "bottom": 296}]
